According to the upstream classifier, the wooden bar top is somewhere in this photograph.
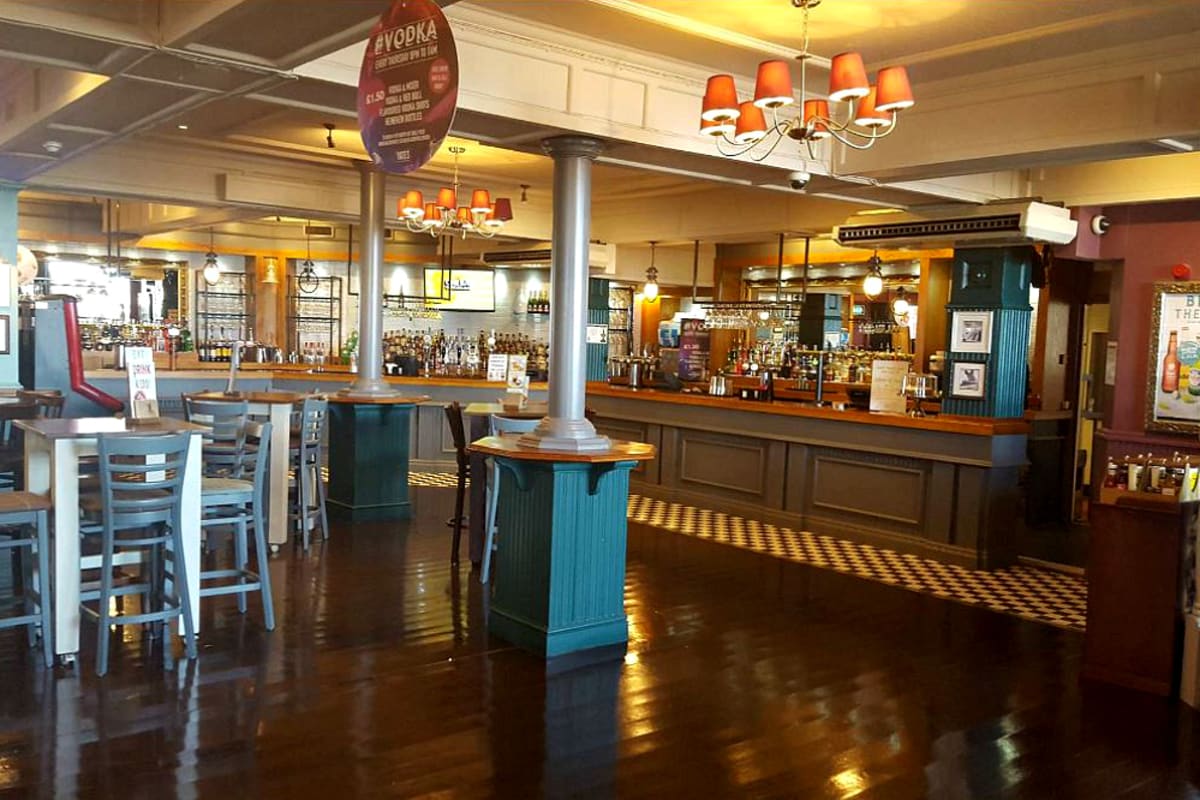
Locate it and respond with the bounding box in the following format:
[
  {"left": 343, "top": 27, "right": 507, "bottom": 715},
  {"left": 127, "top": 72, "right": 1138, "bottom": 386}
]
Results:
[
  {"left": 463, "top": 402, "right": 548, "bottom": 419},
  {"left": 191, "top": 390, "right": 304, "bottom": 404},
  {"left": 468, "top": 435, "right": 656, "bottom": 463},
  {"left": 328, "top": 392, "right": 429, "bottom": 405},
  {"left": 86, "top": 369, "right": 549, "bottom": 392},
  {"left": 586, "top": 382, "right": 1030, "bottom": 437}
]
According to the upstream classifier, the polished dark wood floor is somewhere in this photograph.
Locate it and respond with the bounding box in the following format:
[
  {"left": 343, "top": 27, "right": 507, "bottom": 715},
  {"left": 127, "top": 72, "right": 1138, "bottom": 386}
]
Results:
[{"left": 0, "top": 486, "right": 1198, "bottom": 798}]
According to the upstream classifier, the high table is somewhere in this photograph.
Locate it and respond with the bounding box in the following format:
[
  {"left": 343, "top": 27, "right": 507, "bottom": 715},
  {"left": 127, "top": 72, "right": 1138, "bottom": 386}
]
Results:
[
  {"left": 18, "top": 417, "right": 206, "bottom": 662},
  {"left": 191, "top": 391, "right": 302, "bottom": 549},
  {"left": 463, "top": 402, "right": 547, "bottom": 565}
]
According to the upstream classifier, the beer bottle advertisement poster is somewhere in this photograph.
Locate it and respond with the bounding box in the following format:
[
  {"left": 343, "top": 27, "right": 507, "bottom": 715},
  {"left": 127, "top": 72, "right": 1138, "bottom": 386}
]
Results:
[
  {"left": 1151, "top": 287, "right": 1200, "bottom": 429},
  {"left": 357, "top": 0, "right": 458, "bottom": 174}
]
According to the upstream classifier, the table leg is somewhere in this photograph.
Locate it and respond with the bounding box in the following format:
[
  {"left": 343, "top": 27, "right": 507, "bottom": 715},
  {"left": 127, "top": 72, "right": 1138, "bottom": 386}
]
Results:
[
  {"left": 50, "top": 440, "right": 80, "bottom": 657},
  {"left": 267, "top": 404, "right": 292, "bottom": 548},
  {"left": 179, "top": 432, "right": 202, "bottom": 636},
  {"left": 468, "top": 415, "right": 487, "bottom": 565}
]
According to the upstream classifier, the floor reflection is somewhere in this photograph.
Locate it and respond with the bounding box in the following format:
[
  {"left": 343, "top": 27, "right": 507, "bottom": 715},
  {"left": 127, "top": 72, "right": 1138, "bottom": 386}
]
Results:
[{"left": 0, "top": 488, "right": 1195, "bottom": 797}]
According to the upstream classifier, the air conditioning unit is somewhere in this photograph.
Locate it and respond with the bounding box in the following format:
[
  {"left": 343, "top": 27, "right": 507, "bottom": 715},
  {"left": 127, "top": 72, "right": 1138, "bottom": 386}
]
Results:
[
  {"left": 834, "top": 201, "right": 1078, "bottom": 249},
  {"left": 480, "top": 242, "right": 613, "bottom": 271},
  {"left": 304, "top": 224, "right": 336, "bottom": 239}
]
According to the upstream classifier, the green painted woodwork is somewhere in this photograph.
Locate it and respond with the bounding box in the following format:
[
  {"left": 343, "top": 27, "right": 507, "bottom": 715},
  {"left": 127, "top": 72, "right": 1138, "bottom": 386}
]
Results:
[
  {"left": 327, "top": 402, "right": 416, "bottom": 521},
  {"left": 487, "top": 456, "right": 638, "bottom": 658}
]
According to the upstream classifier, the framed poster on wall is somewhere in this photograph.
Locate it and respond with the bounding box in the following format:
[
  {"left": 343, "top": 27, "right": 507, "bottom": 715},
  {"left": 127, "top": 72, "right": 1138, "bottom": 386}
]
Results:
[
  {"left": 1147, "top": 282, "right": 1200, "bottom": 433},
  {"left": 950, "top": 310, "right": 993, "bottom": 354}
]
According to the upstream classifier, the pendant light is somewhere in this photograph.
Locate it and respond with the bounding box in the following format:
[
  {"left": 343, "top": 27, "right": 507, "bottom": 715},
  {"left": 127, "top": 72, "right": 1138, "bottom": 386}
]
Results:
[
  {"left": 642, "top": 241, "right": 659, "bottom": 301},
  {"left": 862, "top": 251, "right": 884, "bottom": 298},
  {"left": 298, "top": 221, "right": 319, "bottom": 294},
  {"left": 891, "top": 286, "right": 910, "bottom": 316},
  {"left": 202, "top": 227, "right": 221, "bottom": 286}
]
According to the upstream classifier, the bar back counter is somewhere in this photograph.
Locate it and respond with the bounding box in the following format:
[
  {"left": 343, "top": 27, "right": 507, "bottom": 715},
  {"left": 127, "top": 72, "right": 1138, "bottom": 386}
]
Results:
[{"left": 84, "top": 369, "right": 1029, "bottom": 569}]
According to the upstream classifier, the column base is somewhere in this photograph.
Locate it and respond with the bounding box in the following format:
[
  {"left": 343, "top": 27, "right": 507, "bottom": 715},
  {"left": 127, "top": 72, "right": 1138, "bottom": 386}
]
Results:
[
  {"left": 488, "top": 457, "right": 638, "bottom": 659},
  {"left": 518, "top": 416, "right": 610, "bottom": 451}
]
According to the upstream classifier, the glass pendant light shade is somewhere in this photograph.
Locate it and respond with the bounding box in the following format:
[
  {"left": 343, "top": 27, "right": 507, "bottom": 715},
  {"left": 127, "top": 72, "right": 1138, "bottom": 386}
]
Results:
[
  {"left": 753, "top": 60, "right": 793, "bottom": 108},
  {"left": 202, "top": 252, "right": 220, "bottom": 286},
  {"left": 891, "top": 287, "right": 910, "bottom": 315},
  {"left": 643, "top": 270, "right": 659, "bottom": 301},
  {"left": 862, "top": 273, "right": 883, "bottom": 298}
]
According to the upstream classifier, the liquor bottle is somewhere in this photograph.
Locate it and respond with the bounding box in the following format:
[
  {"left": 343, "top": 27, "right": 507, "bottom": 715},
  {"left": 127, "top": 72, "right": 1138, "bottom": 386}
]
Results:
[{"left": 1162, "top": 330, "right": 1180, "bottom": 393}]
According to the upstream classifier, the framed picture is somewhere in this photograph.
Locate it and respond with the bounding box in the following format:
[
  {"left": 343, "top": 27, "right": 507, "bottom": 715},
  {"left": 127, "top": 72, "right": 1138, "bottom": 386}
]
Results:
[
  {"left": 951, "top": 361, "right": 985, "bottom": 399},
  {"left": 950, "top": 310, "right": 993, "bottom": 354},
  {"left": 1146, "top": 282, "right": 1200, "bottom": 433},
  {"left": 0, "top": 314, "right": 10, "bottom": 355}
]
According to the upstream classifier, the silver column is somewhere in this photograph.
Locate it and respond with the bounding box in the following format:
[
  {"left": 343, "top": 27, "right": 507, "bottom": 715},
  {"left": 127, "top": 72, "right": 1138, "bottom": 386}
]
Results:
[
  {"left": 346, "top": 163, "right": 394, "bottom": 396},
  {"left": 520, "top": 135, "right": 610, "bottom": 451}
]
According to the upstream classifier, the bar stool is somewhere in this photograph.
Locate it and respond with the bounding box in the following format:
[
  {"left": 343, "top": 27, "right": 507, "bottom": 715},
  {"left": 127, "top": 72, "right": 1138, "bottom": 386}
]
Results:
[
  {"left": 481, "top": 414, "right": 541, "bottom": 583},
  {"left": 0, "top": 492, "right": 53, "bottom": 668},
  {"left": 199, "top": 420, "right": 275, "bottom": 630},
  {"left": 443, "top": 402, "right": 469, "bottom": 566},
  {"left": 17, "top": 390, "right": 64, "bottom": 419},
  {"left": 183, "top": 397, "right": 249, "bottom": 478},
  {"left": 0, "top": 401, "right": 38, "bottom": 491},
  {"left": 80, "top": 431, "right": 198, "bottom": 677},
  {"left": 290, "top": 396, "right": 329, "bottom": 551}
]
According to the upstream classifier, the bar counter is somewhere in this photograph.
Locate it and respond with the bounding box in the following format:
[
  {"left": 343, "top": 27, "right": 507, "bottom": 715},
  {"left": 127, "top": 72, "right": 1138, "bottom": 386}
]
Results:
[{"left": 83, "top": 368, "right": 1027, "bottom": 568}]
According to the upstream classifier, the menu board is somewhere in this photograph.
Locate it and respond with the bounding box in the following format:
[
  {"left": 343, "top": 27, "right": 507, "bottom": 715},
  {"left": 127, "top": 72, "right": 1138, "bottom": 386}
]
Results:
[
  {"left": 869, "top": 359, "right": 907, "bottom": 414},
  {"left": 1150, "top": 286, "right": 1200, "bottom": 430},
  {"left": 678, "top": 318, "right": 710, "bottom": 382},
  {"left": 357, "top": 0, "right": 458, "bottom": 174}
]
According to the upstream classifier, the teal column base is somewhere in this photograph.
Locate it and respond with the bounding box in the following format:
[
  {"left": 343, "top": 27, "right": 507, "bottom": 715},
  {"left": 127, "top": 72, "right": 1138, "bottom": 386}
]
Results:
[
  {"left": 327, "top": 402, "right": 415, "bottom": 521},
  {"left": 488, "top": 457, "right": 638, "bottom": 659}
]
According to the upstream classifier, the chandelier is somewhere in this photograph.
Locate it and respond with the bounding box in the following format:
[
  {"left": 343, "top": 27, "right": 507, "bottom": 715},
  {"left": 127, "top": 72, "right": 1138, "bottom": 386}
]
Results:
[
  {"left": 699, "top": 0, "right": 914, "bottom": 161},
  {"left": 397, "top": 146, "right": 513, "bottom": 238}
]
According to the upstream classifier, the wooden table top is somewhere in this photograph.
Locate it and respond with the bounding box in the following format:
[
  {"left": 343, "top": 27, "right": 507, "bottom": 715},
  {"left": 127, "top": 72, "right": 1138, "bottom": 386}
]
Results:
[
  {"left": 191, "top": 390, "right": 304, "bottom": 405},
  {"left": 15, "top": 416, "right": 207, "bottom": 440},
  {"left": 463, "top": 402, "right": 548, "bottom": 419},
  {"left": 468, "top": 435, "right": 656, "bottom": 463},
  {"left": 329, "top": 392, "right": 429, "bottom": 405}
]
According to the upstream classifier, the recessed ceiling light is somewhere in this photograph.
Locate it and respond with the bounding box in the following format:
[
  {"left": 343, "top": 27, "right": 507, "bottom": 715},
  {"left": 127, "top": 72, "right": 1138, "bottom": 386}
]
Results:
[
  {"left": 42, "top": 140, "right": 62, "bottom": 154},
  {"left": 177, "top": 124, "right": 189, "bottom": 131}
]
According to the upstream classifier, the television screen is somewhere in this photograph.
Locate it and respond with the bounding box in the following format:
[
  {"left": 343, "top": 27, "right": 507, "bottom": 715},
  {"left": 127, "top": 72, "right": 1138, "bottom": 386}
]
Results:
[{"left": 422, "top": 268, "right": 495, "bottom": 311}]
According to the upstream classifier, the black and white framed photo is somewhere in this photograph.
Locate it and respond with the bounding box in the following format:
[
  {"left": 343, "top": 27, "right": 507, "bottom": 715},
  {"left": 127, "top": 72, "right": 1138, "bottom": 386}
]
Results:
[
  {"left": 951, "top": 361, "right": 986, "bottom": 399},
  {"left": 950, "top": 310, "right": 993, "bottom": 354}
]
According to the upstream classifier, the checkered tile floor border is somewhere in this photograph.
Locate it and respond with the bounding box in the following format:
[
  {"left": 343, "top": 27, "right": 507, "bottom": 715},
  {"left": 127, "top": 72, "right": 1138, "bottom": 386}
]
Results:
[{"left": 409, "top": 472, "right": 1087, "bottom": 633}]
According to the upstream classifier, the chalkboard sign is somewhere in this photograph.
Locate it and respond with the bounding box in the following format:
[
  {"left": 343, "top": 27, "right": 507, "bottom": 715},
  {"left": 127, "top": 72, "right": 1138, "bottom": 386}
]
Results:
[{"left": 678, "top": 318, "right": 710, "bottom": 381}]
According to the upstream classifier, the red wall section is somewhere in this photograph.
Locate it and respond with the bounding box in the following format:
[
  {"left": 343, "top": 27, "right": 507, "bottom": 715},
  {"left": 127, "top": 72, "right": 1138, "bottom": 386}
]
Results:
[{"left": 1100, "top": 201, "right": 1200, "bottom": 433}]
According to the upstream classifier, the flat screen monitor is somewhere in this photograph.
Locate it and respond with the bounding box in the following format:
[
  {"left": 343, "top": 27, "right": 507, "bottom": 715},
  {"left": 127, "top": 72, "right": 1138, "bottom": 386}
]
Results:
[{"left": 422, "top": 267, "right": 495, "bottom": 312}]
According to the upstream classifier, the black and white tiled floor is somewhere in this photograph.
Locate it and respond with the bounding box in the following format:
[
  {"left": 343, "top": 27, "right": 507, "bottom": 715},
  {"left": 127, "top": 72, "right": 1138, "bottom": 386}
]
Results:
[{"left": 409, "top": 471, "right": 1088, "bottom": 633}]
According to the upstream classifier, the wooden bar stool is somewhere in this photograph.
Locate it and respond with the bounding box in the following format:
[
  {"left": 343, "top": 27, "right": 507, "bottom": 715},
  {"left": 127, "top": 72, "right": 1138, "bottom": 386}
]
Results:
[
  {"left": 444, "top": 402, "right": 469, "bottom": 566},
  {"left": 0, "top": 492, "right": 53, "bottom": 668}
]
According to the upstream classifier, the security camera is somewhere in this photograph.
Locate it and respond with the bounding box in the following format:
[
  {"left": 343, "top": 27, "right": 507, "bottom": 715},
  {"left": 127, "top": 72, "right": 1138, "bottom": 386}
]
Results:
[
  {"left": 788, "top": 170, "right": 811, "bottom": 190},
  {"left": 1090, "top": 215, "right": 1110, "bottom": 236}
]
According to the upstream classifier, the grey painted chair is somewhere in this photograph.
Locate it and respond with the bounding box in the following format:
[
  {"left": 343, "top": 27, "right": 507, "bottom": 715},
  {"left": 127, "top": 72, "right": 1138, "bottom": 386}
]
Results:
[
  {"left": 290, "top": 396, "right": 329, "bottom": 551},
  {"left": 80, "top": 431, "right": 198, "bottom": 677},
  {"left": 199, "top": 420, "right": 275, "bottom": 630},
  {"left": 0, "top": 401, "right": 38, "bottom": 491},
  {"left": 183, "top": 397, "right": 250, "bottom": 478},
  {"left": 0, "top": 492, "right": 53, "bottom": 667},
  {"left": 481, "top": 414, "right": 541, "bottom": 584}
]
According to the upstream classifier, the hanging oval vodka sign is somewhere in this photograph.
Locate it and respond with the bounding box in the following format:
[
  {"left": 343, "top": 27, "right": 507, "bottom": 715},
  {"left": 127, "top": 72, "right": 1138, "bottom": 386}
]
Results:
[{"left": 357, "top": 0, "right": 458, "bottom": 174}]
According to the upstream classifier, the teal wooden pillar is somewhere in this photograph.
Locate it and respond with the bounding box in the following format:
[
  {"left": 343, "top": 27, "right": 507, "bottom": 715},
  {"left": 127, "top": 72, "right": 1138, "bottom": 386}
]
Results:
[
  {"left": 326, "top": 397, "right": 420, "bottom": 521},
  {"left": 942, "top": 247, "right": 1035, "bottom": 418},
  {"left": 481, "top": 441, "right": 653, "bottom": 658}
]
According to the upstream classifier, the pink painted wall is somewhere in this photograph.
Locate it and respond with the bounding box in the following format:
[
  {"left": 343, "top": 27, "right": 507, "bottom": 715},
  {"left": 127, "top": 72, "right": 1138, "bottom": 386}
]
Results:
[{"left": 1100, "top": 200, "right": 1200, "bottom": 433}]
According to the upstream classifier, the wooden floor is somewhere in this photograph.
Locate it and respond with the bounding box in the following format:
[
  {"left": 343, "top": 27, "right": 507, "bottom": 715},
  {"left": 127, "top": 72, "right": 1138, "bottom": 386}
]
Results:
[{"left": 1, "top": 486, "right": 1199, "bottom": 798}]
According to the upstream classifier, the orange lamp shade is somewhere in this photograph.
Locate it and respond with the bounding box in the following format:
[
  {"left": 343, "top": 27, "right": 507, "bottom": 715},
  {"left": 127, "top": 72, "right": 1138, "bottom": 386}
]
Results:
[
  {"left": 853, "top": 86, "right": 893, "bottom": 128},
  {"left": 700, "top": 116, "right": 734, "bottom": 138},
  {"left": 492, "top": 197, "right": 514, "bottom": 221},
  {"left": 455, "top": 207, "right": 472, "bottom": 224},
  {"left": 400, "top": 190, "right": 424, "bottom": 219},
  {"left": 753, "top": 60, "right": 793, "bottom": 108},
  {"left": 733, "top": 101, "right": 767, "bottom": 144},
  {"left": 421, "top": 202, "right": 439, "bottom": 225},
  {"left": 802, "top": 99, "right": 831, "bottom": 139},
  {"left": 470, "top": 189, "right": 491, "bottom": 213},
  {"left": 828, "top": 52, "right": 869, "bottom": 102},
  {"left": 701, "top": 74, "right": 740, "bottom": 122},
  {"left": 875, "top": 65, "right": 914, "bottom": 112},
  {"left": 435, "top": 187, "right": 456, "bottom": 209}
]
